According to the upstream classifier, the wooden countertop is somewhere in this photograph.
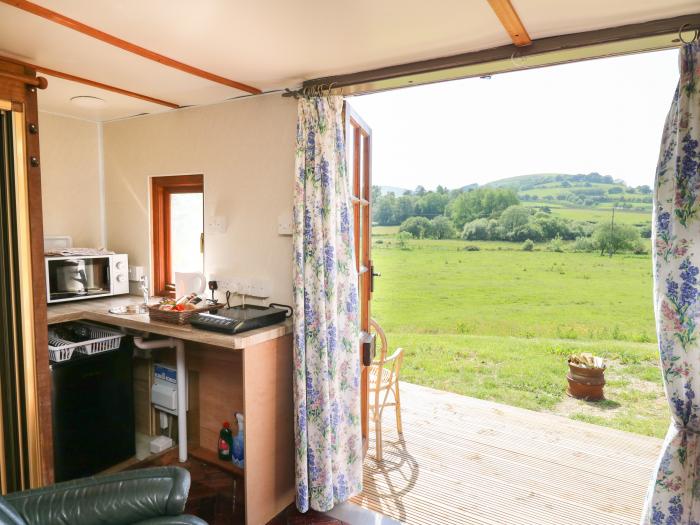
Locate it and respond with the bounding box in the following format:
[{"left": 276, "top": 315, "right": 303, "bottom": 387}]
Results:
[{"left": 47, "top": 295, "right": 292, "bottom": 350}]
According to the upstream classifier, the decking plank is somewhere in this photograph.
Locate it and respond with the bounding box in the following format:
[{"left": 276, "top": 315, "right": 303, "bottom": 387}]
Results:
[{"left": 352, "top": 382, "right": 661, "bottom": 525}]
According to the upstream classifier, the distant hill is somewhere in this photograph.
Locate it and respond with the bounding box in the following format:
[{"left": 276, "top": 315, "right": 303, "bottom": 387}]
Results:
[
  {"left": 379, "top": 185, "right": 411, "bottom": 196},
  {"left": 483, "top": 173, "right": 652, "bottom": 210}
]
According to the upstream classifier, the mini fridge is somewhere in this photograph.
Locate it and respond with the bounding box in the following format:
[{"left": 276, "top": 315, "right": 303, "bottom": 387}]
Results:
[{"left": 50, "top": 335, "right": 135, "bottom": 482}]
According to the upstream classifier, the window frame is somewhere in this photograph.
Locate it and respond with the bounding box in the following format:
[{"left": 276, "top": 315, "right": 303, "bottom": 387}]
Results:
[{"left": 151, "top": 174, "right": 204, "bottom": 298}]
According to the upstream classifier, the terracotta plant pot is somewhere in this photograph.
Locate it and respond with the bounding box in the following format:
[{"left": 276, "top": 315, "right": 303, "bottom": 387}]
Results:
[
  {"left": 566, "top": 373, "right": 605, "bottom": 401},
  {"left": 568, "top": 363, "right": 606, "bottom": 385}
]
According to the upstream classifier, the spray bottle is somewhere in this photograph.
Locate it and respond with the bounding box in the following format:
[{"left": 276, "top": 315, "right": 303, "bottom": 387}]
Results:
[{"left": 232, "top": 412, "right": 244, "bottom": 469}]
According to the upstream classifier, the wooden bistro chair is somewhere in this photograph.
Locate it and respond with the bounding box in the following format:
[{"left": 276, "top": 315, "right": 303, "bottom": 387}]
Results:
[{"left": 369, "top": 319, "right": 405, "bottom": 461}]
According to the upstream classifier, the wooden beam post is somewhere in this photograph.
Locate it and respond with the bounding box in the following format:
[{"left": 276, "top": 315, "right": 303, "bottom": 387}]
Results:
[{"left": 487, "top": 0, "right": 532, "bottom": 47}]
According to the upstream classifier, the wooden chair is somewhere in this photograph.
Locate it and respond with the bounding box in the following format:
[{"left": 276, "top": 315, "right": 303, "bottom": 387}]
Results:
[{"left": 369, "top": 319, "right": 404, "bottom": 461}]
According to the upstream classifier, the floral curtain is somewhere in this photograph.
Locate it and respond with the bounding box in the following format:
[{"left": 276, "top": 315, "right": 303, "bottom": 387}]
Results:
[
  {"left": 642, "top": 42, "right": 700, "bottom": 525},
  {"left": 292, "top": 96, "right": 363, "bottom": 513}
]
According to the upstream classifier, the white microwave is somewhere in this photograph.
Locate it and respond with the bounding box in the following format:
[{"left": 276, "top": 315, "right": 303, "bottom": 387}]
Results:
[{"left": 45, "top": 254, "right": 129, "bottom": 304}]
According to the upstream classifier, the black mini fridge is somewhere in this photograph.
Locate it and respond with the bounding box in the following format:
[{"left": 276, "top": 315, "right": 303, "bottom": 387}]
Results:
[{"left": 51, "top": 337, "right": 135, "bottom": 482}]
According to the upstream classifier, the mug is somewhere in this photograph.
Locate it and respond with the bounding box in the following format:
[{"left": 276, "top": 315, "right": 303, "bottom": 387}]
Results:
[{"left": 175, "top": 272, "right": 206, "bottom": 299}]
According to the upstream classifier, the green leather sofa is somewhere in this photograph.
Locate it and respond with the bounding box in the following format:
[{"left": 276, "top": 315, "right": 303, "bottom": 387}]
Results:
[{"left": 0, "top": 467, "right": 207, "bottom": 525}]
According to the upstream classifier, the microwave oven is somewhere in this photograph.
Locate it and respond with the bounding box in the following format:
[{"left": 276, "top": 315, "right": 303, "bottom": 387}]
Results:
[{"left": 45, "top": 254, "right": 129, "bottom": 304}]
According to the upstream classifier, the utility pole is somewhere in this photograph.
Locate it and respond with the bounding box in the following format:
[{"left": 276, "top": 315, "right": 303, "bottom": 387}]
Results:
[{"left": 609, "top": 206, "right": 615, "bottom": 258}]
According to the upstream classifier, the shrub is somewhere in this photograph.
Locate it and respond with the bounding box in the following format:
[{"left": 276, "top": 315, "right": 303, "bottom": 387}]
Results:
[
  {"left": 461, "top": 218, "right": 489, "bottom": 240},
  {"left": 399, "top": 216, "right": 431, "bottom": 239},
  {"left": 396, "top": 231, "right": 413, "bottom": 249},
  {"left": 548, "top": 235, "right": 565, "bottom": 252},
  {"left": 429, "top": 216, "right": 457, "bottom": 239},
  {"left": 572, "top": 236, "right": 594, "bottom": 252},
  {"left": 463, "top": 245, "right": 480, "bottom": 251},
  {"left": 521, "top": 239, "right": 534, "bottom": 251},
  {"left": 593, "top": 222, "right": 641, "bottom": 255}
]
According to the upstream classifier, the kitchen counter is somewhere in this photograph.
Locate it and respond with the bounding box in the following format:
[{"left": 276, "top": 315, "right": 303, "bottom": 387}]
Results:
[{"left": 47, "top": 295, "right": 292, "bottom": 350}]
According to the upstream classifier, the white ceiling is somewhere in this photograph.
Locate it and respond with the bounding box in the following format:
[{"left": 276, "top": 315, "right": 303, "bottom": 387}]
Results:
[{"left": 0, "top": 0, "right": 697, "bottom": 121}]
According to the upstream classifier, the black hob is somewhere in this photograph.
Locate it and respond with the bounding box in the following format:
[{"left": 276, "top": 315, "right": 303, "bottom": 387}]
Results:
[{"left": 190, "top": 304, "right": 291, "bottom": 334}]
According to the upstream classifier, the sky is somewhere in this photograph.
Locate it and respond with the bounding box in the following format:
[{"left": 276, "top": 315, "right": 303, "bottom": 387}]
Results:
[{"left": 349, "top": 48, "right": 679, "bottom": 191}]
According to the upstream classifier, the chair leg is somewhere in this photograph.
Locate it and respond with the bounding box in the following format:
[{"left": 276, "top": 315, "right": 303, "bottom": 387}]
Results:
[
  {"left": 394, "top": 382, "right": 403, "bottom": 434},
  {"left": 375, "top": 413, "right": 383, "bottom": 461}
]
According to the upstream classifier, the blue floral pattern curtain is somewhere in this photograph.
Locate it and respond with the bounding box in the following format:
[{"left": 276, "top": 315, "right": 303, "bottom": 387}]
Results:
[
  {"left": 642, "top": 42, "right": 700, "bottom": 525},
  {"left": 292, "top": 96, "right": 363, "bottom": 513}
]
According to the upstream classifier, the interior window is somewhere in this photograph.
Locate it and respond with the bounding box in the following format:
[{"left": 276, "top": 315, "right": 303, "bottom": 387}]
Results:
[{"left": 151, "top": 175, "right": 204, "bottom": 297}]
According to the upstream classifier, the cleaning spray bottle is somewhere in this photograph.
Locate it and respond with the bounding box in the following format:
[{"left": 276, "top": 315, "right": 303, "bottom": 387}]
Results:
[
  {"left": 218, "top": 421, "right": 233, "bottom": 460},
  {"left": 232, "top": 412, "right": 244, "bottom": 469}
]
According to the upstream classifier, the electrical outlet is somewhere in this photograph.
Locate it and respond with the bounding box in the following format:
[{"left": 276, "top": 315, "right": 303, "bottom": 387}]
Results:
[
  {"left": 248, "top": 278, "right": 271, "bottom": 298},
  {"left": 206, "top": 216, "right": 228, "bottom": 234},
  {"left": 277, "top": 212, "right": 293, "bottom": 236},
  {"left": 209, "top": 275, "right": 238, "bottom": 294}
]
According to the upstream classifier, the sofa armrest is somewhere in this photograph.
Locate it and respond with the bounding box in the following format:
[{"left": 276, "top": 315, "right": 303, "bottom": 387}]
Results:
[
  {"left": 5, "top": 467, "right": 192, "bottom": 525},
  {"left": 0, "top": 497, "right": 25, "bottom": 525},
  {"left": 136, "top": 516, "right": 208, "bottom": 525}
]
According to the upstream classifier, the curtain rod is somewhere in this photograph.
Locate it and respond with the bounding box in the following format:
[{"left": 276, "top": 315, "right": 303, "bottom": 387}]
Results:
[{"left": 294, "top": 13, "right": 700, "bottom": 96}]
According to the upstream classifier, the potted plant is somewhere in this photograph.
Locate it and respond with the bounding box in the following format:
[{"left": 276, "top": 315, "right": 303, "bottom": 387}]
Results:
[{"left": 566, "top": 353, "right": 605, "bottom": 401}]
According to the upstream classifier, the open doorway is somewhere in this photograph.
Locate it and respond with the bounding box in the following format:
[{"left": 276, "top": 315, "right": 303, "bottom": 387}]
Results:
[{"left": 348, "top": 48, "right": 675, "bottom": 524}]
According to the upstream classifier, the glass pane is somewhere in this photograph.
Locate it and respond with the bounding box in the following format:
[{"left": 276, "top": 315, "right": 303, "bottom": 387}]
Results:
[
  {"left": 170, "top": 192, "right": 204, "bottom": 275},
  {"left": 347, "top": 127, "right": 355, "bottom": 196}
]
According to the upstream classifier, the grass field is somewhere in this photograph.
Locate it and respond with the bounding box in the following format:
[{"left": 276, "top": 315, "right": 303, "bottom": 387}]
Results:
[{"left": 371, "top": 233, "right": 669, "bottom": 438}]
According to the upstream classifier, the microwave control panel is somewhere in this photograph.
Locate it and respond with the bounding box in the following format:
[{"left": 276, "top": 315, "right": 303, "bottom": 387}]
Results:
[{"left": 110, "top": 254, "right": 130, "bottom": 295}]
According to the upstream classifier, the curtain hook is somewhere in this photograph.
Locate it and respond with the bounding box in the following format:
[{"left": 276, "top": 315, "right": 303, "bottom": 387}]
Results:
[
  {"left": 678, "top": 23, "right": 699, "bottom": 44},
  {"left": 510, "top": 51, "right": 527, "bottom": 68}
]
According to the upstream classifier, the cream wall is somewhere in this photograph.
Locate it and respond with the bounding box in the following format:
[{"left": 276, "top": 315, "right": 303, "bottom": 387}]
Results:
[
  {"left": 39, "top": 112, "right": 103, "bottom": 248},
  {"left": 102, "top": 93, "right": 297, "bottom": 304}
]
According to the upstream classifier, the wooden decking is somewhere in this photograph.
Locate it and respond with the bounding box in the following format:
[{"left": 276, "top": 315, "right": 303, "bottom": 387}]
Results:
[{"left": 352, "top": 382, "right": 663, "bottom": 525}]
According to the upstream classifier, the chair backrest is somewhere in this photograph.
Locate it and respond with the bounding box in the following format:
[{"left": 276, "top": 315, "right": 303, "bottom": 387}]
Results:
[{"left": 370, "top": 318, "right": 388, "bottom": 364}]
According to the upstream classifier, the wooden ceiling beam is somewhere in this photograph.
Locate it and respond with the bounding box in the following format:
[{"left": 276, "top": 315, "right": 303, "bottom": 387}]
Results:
[
  {"left": 1, "top": 0, "right": 262, "bottom": 94},
  {"left": 486, "top": 0, "right": 532, "bottom": 47},
  {"left": 0, "top": 54, "right": 180, "bottom": 108}
]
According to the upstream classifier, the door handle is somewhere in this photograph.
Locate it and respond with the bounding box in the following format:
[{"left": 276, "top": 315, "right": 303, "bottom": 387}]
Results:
[
  {"left": 360, "top": 332, "right": 376, "bottom": 367},
  {"left": 370, "top": 266, "right": 381, "bottom": 293}
]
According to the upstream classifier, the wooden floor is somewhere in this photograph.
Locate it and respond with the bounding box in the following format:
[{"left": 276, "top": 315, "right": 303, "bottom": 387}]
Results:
[{"left": 352, "top": 382, "right": 663, "bottom": 525}]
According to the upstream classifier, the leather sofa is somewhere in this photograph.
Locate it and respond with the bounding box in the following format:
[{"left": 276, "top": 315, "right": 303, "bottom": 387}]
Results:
[{"left": 0, "top": 466, "right": 206, "bottom": 525}]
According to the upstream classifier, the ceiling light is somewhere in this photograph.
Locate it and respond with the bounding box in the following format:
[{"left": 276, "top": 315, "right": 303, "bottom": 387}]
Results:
[{"left": 70, "top": 96, "right": 106, "bottom": 108}]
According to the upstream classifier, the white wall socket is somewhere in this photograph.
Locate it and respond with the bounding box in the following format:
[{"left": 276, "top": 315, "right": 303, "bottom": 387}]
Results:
[
  {"left": 277, "top": 212, "right": 293, "bottom": 236},
  {"left": 206, "top": 216, "right": 228, "bottom": 234}
]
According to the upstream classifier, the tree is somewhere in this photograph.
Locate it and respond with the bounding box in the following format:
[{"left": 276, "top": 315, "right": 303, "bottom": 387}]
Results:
[
  {"left": 461, "top": 218, "right": 489, "bottom": 240},
  {"left": 428, "top": 216, "right": 456, "bottom": 239},
  {"left": 399, "top": 216, "right": 432, "bottom": 239},
  {"left": 499, "top": 205, "right": 531, "bottom": 231},
  {"left": 414, "top": 185, "right": 426, "bottom": 196},
  {"left": 593, "top": 222, "right": 640, "bottom": 256},
  {"left": 375, "top": 193, "right": 397, "bottom": 225},
  {"left": 415, "top": 192, "right": 449, "bottom": 218},
  {"left": 449, "top": 188, "right": 519, "bottom": 229}
]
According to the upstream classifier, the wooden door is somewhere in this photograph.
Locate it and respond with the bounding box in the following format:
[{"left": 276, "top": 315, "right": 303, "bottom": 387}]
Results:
[{"left": 345, "top": 103, "right": 374, "bottom": 455}]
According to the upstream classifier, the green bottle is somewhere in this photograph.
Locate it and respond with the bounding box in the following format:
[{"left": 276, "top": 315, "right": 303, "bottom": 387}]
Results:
[{"left": 218, "top": 421, "right": 233, "bottom": 460}]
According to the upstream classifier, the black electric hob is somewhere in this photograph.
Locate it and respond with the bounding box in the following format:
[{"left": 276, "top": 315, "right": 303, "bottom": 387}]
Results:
[{"left": 190, "top": 304, "right": 292, "bottom": 334}]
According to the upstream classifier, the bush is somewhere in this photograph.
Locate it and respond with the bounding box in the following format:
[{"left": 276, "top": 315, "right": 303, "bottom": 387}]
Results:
[
  {"left": 429, "top": 216, "right": 456, "bottom": 239},
  {"left": 463, "top": 245, "right": 480, "bottom": 251},
  {"left": 572, "top": 236, "right": 594, "bottom": 252},
  {"left": 396, "top": 231, "right": 413, "bottom": 249},
  {"left": 399, "top": 216, "right": 431, "bottom": 239},
  {"left": 548, "top": 235, "right": 565, "bottom": 252},
  {"left": 521, "top": 239, "right": 534, "bottom": 251},
  {"left": 461, "top": 218, "right": 489, "bottom": 240},
  {"left": 593, "top": 222, "right": 641, "bottom": 255}
]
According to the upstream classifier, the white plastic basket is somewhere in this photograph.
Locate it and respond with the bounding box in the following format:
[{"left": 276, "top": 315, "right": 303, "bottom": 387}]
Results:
[{"left": 48, "top": 322, "right": 124, "bottom": 362}]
